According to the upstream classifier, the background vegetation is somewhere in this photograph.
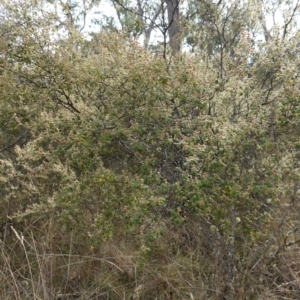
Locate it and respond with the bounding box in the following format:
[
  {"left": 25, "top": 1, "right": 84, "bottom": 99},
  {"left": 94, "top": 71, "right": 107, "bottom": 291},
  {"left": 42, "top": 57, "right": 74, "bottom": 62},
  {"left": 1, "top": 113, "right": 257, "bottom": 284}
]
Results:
[{"left": 1, "top": 0, "right": 300, "bottom": 299}]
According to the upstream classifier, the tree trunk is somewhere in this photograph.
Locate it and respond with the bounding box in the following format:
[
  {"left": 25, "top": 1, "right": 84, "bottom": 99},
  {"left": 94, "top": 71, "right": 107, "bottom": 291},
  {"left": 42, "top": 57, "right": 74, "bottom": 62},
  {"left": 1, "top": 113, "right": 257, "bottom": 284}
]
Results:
[{"left": 165, "top": 0, "right": 181, "bottom": 52}]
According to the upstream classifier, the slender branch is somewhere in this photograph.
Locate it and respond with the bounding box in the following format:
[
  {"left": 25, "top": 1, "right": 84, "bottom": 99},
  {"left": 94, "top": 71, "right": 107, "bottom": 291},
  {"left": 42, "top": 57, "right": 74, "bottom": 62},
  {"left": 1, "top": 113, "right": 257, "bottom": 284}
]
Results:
[
  {"left": 111, "top": 0, "right": 164, "bottom": 35},
  {"left": 0, "top": 130, "right": 28, "bottom": 152},
  {"left": 282, "top": 0, "right": 299, "bottom": 39}
]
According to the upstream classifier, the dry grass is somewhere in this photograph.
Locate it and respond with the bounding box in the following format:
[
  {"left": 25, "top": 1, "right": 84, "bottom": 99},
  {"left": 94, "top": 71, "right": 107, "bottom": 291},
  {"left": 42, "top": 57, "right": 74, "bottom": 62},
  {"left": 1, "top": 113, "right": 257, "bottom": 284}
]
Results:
[{"left": 1, "top": 198, "right": 300, "bottom": 300}]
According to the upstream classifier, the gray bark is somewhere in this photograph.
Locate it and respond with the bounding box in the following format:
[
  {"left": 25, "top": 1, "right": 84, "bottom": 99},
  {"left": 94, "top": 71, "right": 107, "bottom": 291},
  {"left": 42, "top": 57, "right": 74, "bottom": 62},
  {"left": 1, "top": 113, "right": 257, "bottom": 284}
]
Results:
[{"left": 165, "top": 0, "right": 180, "bottom": 52}]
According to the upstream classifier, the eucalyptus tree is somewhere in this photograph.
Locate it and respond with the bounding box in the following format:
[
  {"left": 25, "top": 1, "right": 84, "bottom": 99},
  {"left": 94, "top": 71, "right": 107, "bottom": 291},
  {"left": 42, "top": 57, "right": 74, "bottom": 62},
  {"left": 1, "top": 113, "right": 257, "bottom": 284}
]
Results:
[{"left": 97, "top": 0, "right": 180, "bottom": 54}]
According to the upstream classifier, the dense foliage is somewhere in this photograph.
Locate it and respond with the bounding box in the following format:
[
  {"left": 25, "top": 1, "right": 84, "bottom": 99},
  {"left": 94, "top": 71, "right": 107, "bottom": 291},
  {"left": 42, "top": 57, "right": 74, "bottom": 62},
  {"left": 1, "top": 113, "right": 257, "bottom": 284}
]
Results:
[{"left": 1, "top": 0, "right": 300, "bottom": 299}]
